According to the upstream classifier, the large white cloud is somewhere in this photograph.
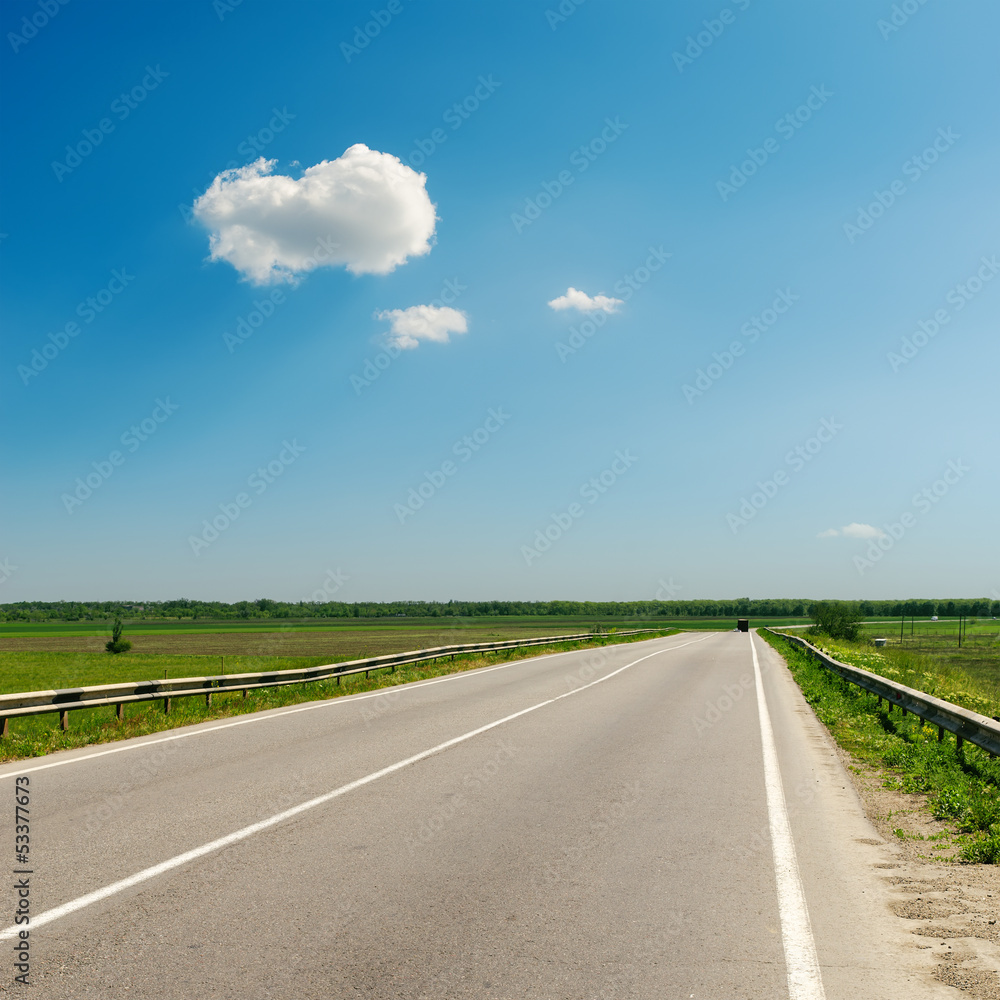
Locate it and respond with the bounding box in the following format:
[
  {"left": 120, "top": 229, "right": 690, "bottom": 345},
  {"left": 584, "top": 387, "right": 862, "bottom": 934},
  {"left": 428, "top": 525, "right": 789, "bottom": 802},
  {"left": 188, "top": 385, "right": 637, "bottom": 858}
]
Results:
[
  {"left": 547, "top": 287, "right": 623, "bottom": 314},
  {"left": 192, "top": 145, "right": 437, "bottom": 284},
  {"left": 818, "top": 522, "right": 886, "bottom": 539},
  {"left": 377, "top": 304, "right": 468, "bottom": 350}
]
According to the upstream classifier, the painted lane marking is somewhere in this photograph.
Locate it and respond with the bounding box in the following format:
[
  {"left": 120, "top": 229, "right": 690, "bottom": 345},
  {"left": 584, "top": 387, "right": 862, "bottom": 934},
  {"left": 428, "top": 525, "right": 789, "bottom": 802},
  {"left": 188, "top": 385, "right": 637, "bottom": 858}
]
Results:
[
  {"left": 0, "top": 636, "right": 712, "bottom": 940},
  {"left": 750, "top": 631, "right": 827, "bottom": 999}
]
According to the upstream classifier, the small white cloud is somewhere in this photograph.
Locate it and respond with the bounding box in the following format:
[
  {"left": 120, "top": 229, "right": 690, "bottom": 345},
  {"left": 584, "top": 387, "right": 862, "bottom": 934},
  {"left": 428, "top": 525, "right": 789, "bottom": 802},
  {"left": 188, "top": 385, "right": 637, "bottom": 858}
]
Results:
[
  {"left": 547, "top": 287, "right": 623, "bottom": 314},
  {"left": 377, "top": 304, "right": 468, "bottom": 350},
  {"left": 818, "top": 522, "right": 886, "bottom": 539},
  {"left": 841, "top": 522, "right": 886, "bottom": 539},
  {"left": 192, "top": 145, "right": 437, "bottom": 284}
]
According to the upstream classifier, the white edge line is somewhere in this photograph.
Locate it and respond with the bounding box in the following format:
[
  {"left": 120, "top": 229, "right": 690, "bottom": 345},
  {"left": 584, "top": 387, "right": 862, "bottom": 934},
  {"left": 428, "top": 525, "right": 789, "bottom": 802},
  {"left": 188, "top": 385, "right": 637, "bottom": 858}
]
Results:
[
  {"left": 750, "top": 631, "right": 826, "bottom": 1000},
  {"left": 0, "top": 636, "right": 712, "bottom": 941},
  {"left": 0, "top": 632, "right": 707, "bottom": 781}
]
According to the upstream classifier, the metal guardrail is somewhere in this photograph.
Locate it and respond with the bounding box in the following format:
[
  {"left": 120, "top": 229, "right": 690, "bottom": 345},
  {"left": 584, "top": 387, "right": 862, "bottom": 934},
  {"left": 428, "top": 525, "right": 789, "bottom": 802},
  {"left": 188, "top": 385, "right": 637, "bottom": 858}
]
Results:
[
  {"left": 0, "top": 629, "right": 667, "bottom": 735},
  {"left": 764, "top": 629, "right": 1000, "bottom": 757}
]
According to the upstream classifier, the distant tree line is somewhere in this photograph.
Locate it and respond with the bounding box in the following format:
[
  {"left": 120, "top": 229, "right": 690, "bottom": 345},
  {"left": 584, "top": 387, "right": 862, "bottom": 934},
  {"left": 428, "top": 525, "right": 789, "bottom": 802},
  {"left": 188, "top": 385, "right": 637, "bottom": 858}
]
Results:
[{"left": 1, "top": 597, "right": 997, "bottom": 623}]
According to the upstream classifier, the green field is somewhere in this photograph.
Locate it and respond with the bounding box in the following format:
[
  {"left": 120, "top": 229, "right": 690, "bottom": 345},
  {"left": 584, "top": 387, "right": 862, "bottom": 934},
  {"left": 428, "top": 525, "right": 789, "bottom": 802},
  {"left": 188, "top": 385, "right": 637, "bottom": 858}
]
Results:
[{"left": 0, "top": 614, "right": 817, "bottom": 638}]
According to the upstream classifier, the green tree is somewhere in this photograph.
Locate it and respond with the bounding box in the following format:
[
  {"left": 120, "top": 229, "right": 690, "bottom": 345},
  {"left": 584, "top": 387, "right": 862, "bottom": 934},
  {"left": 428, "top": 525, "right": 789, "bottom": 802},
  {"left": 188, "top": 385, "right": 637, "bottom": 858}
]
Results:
[
  {"left": 808, "top": 601, "right": 863, "bottom": 641},
  {"left": 105, "top": 614, "right": 132, "bottom": 654}
]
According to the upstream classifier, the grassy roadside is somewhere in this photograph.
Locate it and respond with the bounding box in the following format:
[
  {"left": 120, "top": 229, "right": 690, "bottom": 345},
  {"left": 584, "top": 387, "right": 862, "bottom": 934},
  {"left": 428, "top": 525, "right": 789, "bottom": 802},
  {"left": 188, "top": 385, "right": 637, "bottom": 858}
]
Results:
[
  {"left": 796, "top": 633, "right": 999, "bottom": 720},
  {"left": 758, "top": 629, "right": 1000, "bottom": 863},
  {"left": 0, "top": 628, "right": 678, "bottom": 764}
]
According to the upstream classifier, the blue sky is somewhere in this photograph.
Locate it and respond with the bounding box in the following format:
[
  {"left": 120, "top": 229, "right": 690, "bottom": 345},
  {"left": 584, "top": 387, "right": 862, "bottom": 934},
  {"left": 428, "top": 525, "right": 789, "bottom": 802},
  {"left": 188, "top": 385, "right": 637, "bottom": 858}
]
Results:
[{"left": 2, "top": 0, "right": 997, "bottom": 603}]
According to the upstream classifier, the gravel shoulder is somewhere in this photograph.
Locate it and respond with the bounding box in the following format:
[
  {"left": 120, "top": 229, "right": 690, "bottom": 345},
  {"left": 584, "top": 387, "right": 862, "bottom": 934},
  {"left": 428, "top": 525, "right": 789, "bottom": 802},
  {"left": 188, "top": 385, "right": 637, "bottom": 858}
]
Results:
[{"left": 826, "top": 716, "right": 1000, "bottom": 997}]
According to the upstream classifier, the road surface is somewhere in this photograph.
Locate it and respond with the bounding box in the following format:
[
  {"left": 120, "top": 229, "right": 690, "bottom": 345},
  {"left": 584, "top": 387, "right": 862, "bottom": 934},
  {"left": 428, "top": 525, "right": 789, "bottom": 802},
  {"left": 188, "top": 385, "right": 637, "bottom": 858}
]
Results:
[{"left": 0, "top": 631, "right": 955, "bottom": 998}]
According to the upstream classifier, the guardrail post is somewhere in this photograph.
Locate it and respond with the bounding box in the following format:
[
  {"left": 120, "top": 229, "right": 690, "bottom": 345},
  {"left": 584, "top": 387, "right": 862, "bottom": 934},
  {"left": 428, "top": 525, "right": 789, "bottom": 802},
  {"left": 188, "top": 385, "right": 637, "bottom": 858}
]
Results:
[
  {"left": 205, "top": 688, "right": 212, "bottom": 707},
  {"left": 116, "top": 703, "right": 124, "bottom": 721},
  {"left": 956, "top": 735, "right": 964, "bottom": 751},
  {"left": 164, "top": 697, "right": 171, "bottom": 714},
  {"left": 60, "top": 710, "right": 69, "bottom": 731},
  {"left": 938, "top": 725, "right": 944, "bottom": 741},
  {"left": 0, "top": 717, "right": 7, "bottom": 738},
  {"left": 242, "top": 689, "right": 248, "bottom": 698}
]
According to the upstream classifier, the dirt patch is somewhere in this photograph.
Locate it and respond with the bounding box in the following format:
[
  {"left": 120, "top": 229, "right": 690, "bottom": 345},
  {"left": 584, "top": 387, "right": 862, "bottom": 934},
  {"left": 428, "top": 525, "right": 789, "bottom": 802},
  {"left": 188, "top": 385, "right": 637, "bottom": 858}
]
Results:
[
  {"left": 892, "top": 898, "right": 964, "bottom": 920},
  {"left": 834, "top": 747, "right": 1000, "bottom": 996},
  {"left": 938, "top": 964, "right": 1000, "bottom": 1000}
]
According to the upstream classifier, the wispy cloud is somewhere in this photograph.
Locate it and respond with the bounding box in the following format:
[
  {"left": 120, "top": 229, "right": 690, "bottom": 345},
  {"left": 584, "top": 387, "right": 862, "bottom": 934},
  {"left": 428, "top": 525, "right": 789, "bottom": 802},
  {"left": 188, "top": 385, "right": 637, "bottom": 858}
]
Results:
[{"left": 818, "top": 522, "right": 886, "bottom": 539}]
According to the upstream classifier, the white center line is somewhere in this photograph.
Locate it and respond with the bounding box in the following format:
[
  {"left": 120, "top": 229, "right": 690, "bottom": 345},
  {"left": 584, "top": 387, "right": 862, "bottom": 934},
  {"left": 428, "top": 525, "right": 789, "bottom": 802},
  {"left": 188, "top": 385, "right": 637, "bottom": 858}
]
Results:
[
  {"left": 0, "top": 635, "right": 711, "bottom": 941},
  {"left": 0, "top": 632, "right": 706, "bottom": 781},
  {"left": 750, "top": 631, "right": 827, "bottom": 1000}
]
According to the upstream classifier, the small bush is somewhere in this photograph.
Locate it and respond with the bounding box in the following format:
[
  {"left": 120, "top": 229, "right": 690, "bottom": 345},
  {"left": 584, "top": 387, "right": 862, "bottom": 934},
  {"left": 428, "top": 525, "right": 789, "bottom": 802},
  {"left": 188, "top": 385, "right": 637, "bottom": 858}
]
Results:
[{"left": 105, "top": 614, "right": 131, "bottom": 654}]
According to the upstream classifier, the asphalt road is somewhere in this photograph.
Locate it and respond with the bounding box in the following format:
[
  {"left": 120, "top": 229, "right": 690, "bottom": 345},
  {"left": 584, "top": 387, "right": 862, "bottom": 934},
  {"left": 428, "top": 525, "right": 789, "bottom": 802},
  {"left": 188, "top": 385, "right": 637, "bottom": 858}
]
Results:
[{"left": 0, "top": 632, "right": 957, "bottom": 998}]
